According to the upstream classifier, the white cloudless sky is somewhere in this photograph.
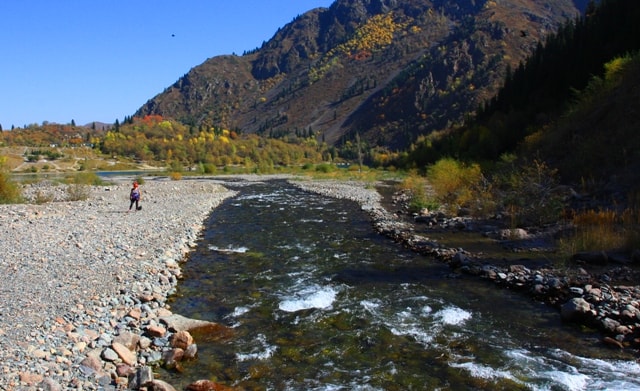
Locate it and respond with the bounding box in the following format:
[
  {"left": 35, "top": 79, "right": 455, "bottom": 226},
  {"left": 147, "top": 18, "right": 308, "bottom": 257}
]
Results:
[{"left": 0, "top": 1, "right": 334, "bottom": 128}]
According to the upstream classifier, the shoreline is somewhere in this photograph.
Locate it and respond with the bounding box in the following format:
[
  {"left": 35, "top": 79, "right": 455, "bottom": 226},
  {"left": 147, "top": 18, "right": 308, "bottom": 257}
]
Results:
[
  {"left": 0, "top": 177, "right": 237, "bottom": 389},
  {"left": 2, "top": 175, "right": 639, "bottom": 389}
]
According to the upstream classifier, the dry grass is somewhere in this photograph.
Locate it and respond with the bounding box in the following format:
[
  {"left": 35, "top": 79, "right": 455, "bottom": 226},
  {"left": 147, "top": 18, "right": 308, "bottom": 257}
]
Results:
[{"left": 561, "top": 208, "right": 640, "bottom": 254}]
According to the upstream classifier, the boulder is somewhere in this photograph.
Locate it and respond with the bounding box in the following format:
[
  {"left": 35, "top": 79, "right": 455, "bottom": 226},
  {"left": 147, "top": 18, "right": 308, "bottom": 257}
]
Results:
[
  {"left": 560, "top": 297, "right": 591, "bottom": 321},
  {"left": 160, "top": 314, "right": 222, "bottom": 332}
]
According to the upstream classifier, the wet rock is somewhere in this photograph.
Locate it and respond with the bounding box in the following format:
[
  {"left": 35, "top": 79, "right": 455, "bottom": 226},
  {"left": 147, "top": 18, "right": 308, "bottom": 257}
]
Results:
[
  {"left": 162, "top": 348, "right": 184, "bottom": 369},
  {"left": 151, "top": 379, "right": 179, "bottom": 391},
  {"left": 562, "top": 297, "right": 591, "bottom": 322},
  {"left": 170, "top": 330, "right": 194, "bottom": 350},
  {"left": 184, "top": 343, "right": 198, "bottom": 359},
  {"left": 600, "top": 317, "right": 621, "bottom": 333},
  {"left": 128, "top": 366, "right": 154, "bottom": 389},
  {"left": 160, "top": 313, "right": 221, "bottom": 332},
  {"left": 603, "top": 336, "right": 624, "bottom": 349}
]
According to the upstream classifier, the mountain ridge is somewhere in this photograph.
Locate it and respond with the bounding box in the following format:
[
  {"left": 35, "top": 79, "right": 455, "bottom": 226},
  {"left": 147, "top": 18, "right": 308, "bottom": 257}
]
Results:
[{"left": 135, "top": 0, "right": 583, "bottom": 150}]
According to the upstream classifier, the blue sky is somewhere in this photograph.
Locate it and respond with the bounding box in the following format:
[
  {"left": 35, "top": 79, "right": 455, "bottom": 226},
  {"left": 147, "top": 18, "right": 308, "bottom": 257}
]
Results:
[{"left": 0, "top": 1, "right": 334, "bottom": 129}]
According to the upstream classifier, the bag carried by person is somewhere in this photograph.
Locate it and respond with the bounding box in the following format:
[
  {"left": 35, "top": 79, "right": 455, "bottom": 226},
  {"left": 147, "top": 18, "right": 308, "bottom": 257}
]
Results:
[{"left": 130, "top": 188, "right": 140, "bottom": 201}]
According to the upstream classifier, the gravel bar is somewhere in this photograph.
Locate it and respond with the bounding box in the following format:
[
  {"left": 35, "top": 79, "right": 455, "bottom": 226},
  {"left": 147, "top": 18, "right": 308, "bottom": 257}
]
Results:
[{"left": 0, "top": 177, "right": 236, "bottom": 389}]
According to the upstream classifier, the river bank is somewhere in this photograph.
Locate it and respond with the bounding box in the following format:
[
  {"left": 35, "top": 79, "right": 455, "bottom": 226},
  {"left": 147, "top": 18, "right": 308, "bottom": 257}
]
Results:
[
  {"left": 291, "top": 179, "right": 640, "bottom": 355},
  {"left": 0, "top": 177, "right": 238, "bottom": 389},
  {"left": 1, "top": 175, "right": 639, "bottom": 389}
]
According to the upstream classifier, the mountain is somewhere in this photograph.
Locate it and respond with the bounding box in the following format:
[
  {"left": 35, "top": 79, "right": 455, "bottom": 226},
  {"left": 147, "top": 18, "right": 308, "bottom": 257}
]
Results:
[{"left": 135, "top": 0, "right": 584, "bottom": 150}]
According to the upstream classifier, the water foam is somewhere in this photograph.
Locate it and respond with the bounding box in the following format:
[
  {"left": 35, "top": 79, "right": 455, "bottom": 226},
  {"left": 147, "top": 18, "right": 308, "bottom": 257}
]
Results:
[
  {"left": 434, "top": 306, "right": 472, "bottom": 326},
  {"left": 278, "top": 285, "right": 337, "bottom": 312},
  {"left": 235, "top": 334, "right": 277, "bottom": 362},
  {"left": 208, "top": 245, "right": 248, "bottom": 253}
]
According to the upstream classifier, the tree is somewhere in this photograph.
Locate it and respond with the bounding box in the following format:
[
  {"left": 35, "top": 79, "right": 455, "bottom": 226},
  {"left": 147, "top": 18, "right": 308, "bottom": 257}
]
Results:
[{"left": 71, "top": 119, "right": 76, "bottom": 127}]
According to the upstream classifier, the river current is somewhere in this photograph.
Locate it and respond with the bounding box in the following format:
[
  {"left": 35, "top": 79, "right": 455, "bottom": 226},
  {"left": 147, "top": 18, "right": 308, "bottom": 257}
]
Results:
[{"left": 162, "top": 179, "right": 640, "bottom": 390}]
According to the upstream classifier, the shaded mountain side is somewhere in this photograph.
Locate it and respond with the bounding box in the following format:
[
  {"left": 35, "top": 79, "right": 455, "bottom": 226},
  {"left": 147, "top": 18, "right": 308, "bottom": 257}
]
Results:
[
  {"left": 521, "top": 53, "right": 640, "bottom": 202},
  {"left": 135, "top": 0, "right": 581, "bottom": 149}
]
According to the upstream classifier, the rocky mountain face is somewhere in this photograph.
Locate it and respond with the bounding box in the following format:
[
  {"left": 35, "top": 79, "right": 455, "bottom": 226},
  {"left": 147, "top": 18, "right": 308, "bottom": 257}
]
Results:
[{"left": 135, "top": 0, "right": 583, "bottom": 150}]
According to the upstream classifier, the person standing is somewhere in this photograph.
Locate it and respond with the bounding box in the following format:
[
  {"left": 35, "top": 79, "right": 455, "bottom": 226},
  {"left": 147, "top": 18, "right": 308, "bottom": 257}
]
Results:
[{"left": 128, "top": 181, "right": 141, "bottom": 211}]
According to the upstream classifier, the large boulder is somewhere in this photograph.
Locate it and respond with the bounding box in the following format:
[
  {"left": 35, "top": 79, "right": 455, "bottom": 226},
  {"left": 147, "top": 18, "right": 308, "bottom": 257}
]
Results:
[{"left": 560, "top": 297, "right": 592, "bottom": 321}]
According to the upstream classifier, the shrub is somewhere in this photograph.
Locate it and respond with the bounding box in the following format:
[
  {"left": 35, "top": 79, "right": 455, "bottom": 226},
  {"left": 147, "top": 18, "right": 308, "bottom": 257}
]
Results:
[
  {"left": 169, "top": 171, "right": 182, "bottom": 181},
  {"left": 315, "top": 163, "right": 336, "bottom": 173},
  {"left": 71, "top": 171, "right": 104, "bottom": 186},
  {"left": 427, "top": 158, "right": 489, "bottom": 215},
  {"left": 0, "top": 171, "right": 23, "bottom": 204},
  {"left": 202, "top": 163, "right": 217, "bottom": 174},
  {"left": 64, "top": 172, "right": 103, "bottom": 201},
  {"left": 65, "top": 183, "right": 91, "bottom": 201},
  {"left": 33, "top": 190, "right": 55, "bottom": 204},
  {"left": 399, "top": 172, "right": 438, "bottom": 214},
  {"left": 497, "top": 159, "right": 564, "bottom": 226},
  {"left": 167, "top": 161, "right": 183, "bottom": 173}
]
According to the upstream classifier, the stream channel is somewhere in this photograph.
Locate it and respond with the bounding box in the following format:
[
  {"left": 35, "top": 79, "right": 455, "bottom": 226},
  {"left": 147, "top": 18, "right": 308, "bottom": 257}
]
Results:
[{"left": 161, "top": 179, "right": 640, "bottom": 390}]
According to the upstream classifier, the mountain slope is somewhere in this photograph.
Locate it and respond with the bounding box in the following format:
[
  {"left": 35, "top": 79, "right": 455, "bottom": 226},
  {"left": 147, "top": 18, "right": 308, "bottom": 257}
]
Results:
[{"left": 135, "top": 0, "right": 582, "bottom": 150}]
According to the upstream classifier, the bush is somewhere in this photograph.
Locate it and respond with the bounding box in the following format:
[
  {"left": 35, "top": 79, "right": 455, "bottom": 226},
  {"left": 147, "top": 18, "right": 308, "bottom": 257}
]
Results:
[
  {"left": 65, "top": 183, "right": 91, "bottom": 201},
  {"left": 64, "top": 172, "right": 103, "bottom": 201},
  {"left": 497, "top": 159, "right": 564, "bottom": 226},
  {"left": 0, "top": 171, "right": 23, "bottom": 204},
  {"left": 70, "top": 171, "right": 104, "bottom": 186},
  {"left": 398, "top": 172, "right": 438, "bottom": 214},
  {"left": 427, "top": 158, "right": 490, "bottom": 215},
  {"left": 315, "top": 163, "right": 336, "bottom": 173},
  {"left": 33, "top": 190, "right": 55, "bottom": 204},
  {"left": 202, "top": 163, "right": 217, "bottom": 174}
]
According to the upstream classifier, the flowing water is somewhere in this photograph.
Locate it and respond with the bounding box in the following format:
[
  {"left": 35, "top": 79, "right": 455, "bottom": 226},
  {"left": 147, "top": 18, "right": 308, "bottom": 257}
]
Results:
[{"left": 162, "top": 180, "right": 640, "bottom": 390}]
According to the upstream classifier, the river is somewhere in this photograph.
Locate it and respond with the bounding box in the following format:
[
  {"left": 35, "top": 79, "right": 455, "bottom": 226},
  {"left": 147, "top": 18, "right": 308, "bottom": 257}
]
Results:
[{"left": 161, "top": 179, "right": 640, "bottom": 390}]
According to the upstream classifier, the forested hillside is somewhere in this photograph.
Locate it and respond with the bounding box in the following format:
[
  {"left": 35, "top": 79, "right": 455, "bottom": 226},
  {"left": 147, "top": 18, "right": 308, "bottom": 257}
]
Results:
[{"left": 401, "top": 0, "right": 640, "bottom": 187}]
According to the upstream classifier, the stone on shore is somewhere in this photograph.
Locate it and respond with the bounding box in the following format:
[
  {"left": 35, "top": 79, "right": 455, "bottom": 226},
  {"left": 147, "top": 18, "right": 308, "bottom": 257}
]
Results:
[
  {"left": 160, "top": 313, "right": 222, "bottom": 332},
  {"left": 561, "top": 297, "right": 592, "bottom": 321}
]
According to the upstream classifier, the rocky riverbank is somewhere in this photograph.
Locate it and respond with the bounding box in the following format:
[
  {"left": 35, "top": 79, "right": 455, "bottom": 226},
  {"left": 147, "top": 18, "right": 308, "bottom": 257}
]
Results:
[
  {"left": 0, "top": 177, "right": 238, "bottom": 390},
  {"left": 3, "top": 175, "right": 639, "bottom": 390},
  {"left": 292, "top": 179, "right": 640, "bottom": 356}
]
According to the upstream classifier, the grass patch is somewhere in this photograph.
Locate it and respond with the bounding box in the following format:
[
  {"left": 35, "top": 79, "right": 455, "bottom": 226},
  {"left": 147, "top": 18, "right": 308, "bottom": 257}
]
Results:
[{"left": 560, "top": 208, "right": 640, "bottom": 255}]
